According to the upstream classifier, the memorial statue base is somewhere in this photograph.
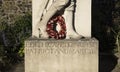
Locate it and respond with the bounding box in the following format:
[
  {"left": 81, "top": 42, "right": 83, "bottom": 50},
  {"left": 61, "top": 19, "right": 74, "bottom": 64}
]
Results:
[{"left": 25, "top": 38, "right": 98, "bottom": 72}]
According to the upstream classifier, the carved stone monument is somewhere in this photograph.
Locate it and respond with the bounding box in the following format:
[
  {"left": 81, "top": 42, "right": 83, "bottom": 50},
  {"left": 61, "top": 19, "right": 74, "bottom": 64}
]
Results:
[
  {"left": 25, "top": 0, "right": 98, "bottom": 72},
  {"left": 32, "top": 0, "right": 91, "bottom": 39}
]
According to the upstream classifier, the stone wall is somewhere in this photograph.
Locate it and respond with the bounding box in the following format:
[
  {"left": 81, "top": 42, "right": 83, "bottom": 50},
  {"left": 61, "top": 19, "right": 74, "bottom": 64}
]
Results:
[{"left": 0, "top": 0, "right": 32, "bottom": 25}]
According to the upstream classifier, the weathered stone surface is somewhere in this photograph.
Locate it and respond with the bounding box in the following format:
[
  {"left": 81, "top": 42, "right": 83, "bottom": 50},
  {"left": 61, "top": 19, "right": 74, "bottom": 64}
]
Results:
[{"left": 25, "top": 38, "right": 98, "bottom": 72}]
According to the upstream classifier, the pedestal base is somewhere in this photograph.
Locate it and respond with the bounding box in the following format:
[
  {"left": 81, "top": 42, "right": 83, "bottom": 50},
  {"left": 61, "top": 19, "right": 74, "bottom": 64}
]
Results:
[{"left": 25, "top": 38, "right": 98, "bottom": 72}]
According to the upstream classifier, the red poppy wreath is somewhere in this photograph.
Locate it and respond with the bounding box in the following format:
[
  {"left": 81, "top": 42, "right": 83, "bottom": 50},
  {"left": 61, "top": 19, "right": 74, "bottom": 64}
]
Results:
[{"left": 46, "top": 15, "right": 66, "bottom": 39}]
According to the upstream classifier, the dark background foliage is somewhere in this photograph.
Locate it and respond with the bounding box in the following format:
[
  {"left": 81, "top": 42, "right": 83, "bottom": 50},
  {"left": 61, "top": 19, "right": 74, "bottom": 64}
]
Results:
[
  {"left": 0, "top": 13, "right": 32, "bottom": 71},
  {"left": 92, "top": 0, "right": 120, "bottom": 53},
  {"left": 92, "top": 0, "right": 120, "bottom": 72}
]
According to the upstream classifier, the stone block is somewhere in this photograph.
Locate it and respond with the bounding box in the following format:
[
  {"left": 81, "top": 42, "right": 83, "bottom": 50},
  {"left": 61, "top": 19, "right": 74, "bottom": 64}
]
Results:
[{"left": 25, "top": 38, "right": 98, "bottom": 72}]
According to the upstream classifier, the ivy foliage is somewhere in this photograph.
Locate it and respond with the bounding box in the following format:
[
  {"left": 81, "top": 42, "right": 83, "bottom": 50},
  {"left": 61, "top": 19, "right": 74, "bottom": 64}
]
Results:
[
  {"left": 0, "top": 13, "right": 32, "bottom": 71},
  {"left": 112, "top": 0, "right": 120, "bottom": 52}
]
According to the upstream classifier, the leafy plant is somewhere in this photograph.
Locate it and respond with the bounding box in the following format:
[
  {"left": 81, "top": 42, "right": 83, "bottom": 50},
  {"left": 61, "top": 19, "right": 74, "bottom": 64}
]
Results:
[{"left": 0, "top": 13, "right": 32, "bottom": 71}]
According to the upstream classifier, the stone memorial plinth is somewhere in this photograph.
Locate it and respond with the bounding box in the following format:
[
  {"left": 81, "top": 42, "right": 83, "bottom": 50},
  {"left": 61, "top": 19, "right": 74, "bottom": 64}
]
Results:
[{"left": 25, "top": 38, "right": 98, "bottom": 72}]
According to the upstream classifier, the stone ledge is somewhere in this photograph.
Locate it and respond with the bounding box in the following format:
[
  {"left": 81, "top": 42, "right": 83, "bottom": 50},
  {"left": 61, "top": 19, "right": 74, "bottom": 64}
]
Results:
[{"left": 25, "top": 37, "right": 98, "bottom": 41}]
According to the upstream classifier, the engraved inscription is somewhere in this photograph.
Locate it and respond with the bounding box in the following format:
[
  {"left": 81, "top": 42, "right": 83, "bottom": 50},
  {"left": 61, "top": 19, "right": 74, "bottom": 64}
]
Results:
[{"left": 25, "top": 40, "right": 98, "bottom": 55}]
